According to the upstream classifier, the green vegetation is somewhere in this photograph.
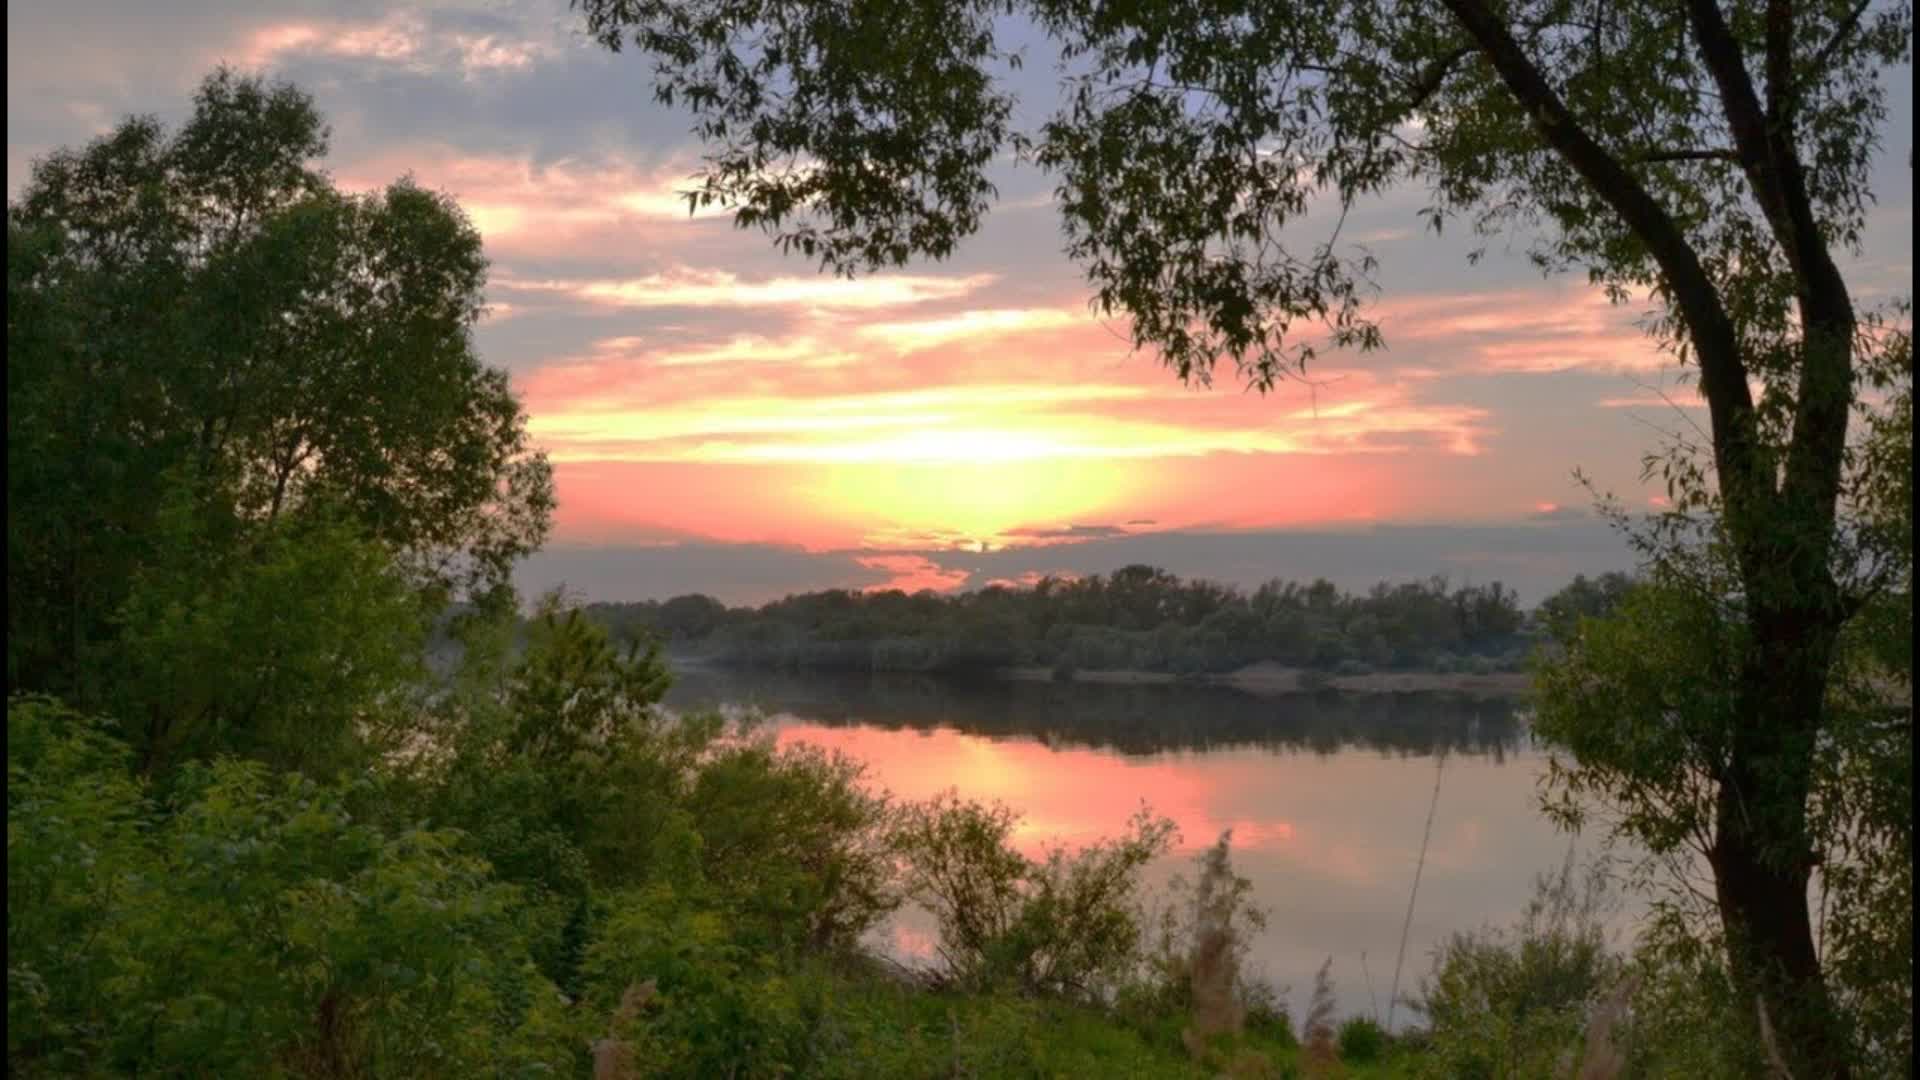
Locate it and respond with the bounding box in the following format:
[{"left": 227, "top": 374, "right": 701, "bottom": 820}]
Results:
[
  {"left": 3, "top": 74, "right": 1458, "bottom": 1079},
  {"left": 11, "top": 29, "right": 1913, "bottom": 1079},
  {"left": 585, "top": 569, "right": 1554, "bottom": 676},
  {"left": 579, "top": 0, "right": 1915, "bottom": 1071}
]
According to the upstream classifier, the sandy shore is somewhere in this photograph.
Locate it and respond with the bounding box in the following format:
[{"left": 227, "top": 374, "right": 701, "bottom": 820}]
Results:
[{"left": 1000, "top": 660, "right": 1534, "bottom": 697}]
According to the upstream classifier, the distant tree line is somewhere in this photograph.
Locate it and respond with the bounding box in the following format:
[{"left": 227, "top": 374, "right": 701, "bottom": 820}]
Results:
[{"left": 581, "top": 567, "right": 1638, "bottom": 678}]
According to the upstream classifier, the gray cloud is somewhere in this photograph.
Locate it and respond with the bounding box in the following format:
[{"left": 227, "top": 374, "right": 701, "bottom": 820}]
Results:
[
  {"left": 517, "top": 542, "right": 891, "bottom": 606},
  {"left": 1001, "top": 523, "right": 1133, "bottom": 540}
]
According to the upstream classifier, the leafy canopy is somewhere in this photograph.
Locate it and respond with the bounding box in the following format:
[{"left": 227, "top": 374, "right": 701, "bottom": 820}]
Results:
[{"left": 7, "top": 68, "right": 554, "bottom": 698}]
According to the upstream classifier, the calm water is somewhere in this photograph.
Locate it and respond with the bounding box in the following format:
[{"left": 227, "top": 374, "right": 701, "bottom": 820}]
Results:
[{"left": 664, "top": 666, "right": 1604, "bottom": 1026}]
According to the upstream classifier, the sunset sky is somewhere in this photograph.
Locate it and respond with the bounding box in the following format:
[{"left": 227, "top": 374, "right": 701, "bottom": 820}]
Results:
[{"left": 10, "top": 2, "right": 1912, "bottom": 604}]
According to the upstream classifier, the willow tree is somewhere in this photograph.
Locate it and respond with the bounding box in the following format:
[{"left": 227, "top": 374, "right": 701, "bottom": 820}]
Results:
[{"left": 577, "top": 0, "right": 1910, "bottom": 1070}]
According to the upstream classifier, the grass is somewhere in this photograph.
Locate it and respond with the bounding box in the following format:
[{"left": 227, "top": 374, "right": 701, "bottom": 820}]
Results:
[{"left": 729, "top": 963, "right": 1429, "bottom": 1079}]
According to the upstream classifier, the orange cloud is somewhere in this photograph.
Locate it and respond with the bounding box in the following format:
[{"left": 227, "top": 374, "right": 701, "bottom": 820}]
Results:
[
  {"left": 856, "top": 308, "right": 1084, "bottom": 352},
  {"left": 515, "top": 309, "right": 1499, "bottom": 551}
]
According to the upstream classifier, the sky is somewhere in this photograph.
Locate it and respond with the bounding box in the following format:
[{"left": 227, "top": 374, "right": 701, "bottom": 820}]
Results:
[{"left": 8, "top": 1, "right": 1912, "bottom": 606}]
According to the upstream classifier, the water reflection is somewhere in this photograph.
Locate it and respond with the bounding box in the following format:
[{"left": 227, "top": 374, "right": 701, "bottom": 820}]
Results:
[
  {"left": 663, "top": 667, "right": 1585, "bottom": 1027},
  {"left": 665, "top": 666, "right": 1529, "bottom": 759}
]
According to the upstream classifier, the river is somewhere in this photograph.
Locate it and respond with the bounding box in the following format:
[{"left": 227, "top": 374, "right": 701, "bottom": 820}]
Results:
[{"left": 663, "top": 666, "right": 1612, "bottom": 1028}]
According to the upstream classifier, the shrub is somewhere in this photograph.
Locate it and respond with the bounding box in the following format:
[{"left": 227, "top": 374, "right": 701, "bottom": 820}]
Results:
[
  {"left": 1337, "top": 1016, "right": 1388, "bottom": 1064},
  {"left": 1333, "top": 659, "right": 1374, "bottom": 677},
  {"left": 893, "top": 793, "right": 1176, "bottom": 999},
  {"left": 1409, "top": 856, "right": 1623, "bottom": 1079},
  {"left": 682, "top": 739, "right": 899, "bottom": 954},
  {"left": 6, "top": 700, "right": 573, "bottom": 1077}
]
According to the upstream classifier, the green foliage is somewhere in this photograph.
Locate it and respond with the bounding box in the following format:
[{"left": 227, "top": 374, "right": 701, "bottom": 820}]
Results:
[
  {"left": 590, "top": 569, "right": 1533, "bottom": 676},
  {"left": 1536, "top": 343, "right": 1913, "bottom": 1069},
  {"left": 7, "top": 67, "right": 552, "bottom": 704},
  {"left": 580, "top": 1, "right": 1913, "bottom": 1067},
  {"left": 104, "top": 505, "right": 426, "bottom": 777},
  {"left": 1408, "top": 858, "right": 1622, "bottom": 1079},
  {"left": 892, "top": 792, "right": 1177, "bottom": 998},
  {"left": 1532, "top": 573, "right": 1638, "bottom": 647},
  {"left": 1336, "top": 1017, "right": 1388, "bottom": 1065},
  {"left": 684, "top": 740, "right": 899, "bottom": 954},
  {"left": 6, "top": 699, "right": 572, "bottom": 1078},
  {"left": 581, "top": 885, "right": 813, "bottom": 1078}
]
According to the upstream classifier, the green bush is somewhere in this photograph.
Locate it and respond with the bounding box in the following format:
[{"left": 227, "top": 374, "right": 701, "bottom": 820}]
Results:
[
  {"left": 893, "top": 793, "right": 1176, "bottom": 999},
  {"left": 1410, "top": 857, "right": 1621, "bottom": 1078},
  {"left": 6, "top": 699, "right": 574, "bottom": 1078},
  {"left": 1337, "top": 1015, "right": 1388, "bottom": 1063}
]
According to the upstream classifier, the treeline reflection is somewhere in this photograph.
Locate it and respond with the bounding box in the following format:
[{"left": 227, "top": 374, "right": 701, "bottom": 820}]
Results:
[{"left": 663, "top": 668, "right": 1529, "bottom": 760}]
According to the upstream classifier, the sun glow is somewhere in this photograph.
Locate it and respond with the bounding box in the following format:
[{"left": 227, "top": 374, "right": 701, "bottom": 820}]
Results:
[{"left": 808, "top": 458, "right": 1136, "bottom": 549}]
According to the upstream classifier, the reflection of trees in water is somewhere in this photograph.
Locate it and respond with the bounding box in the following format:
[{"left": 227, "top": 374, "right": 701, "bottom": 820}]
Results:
[{"left": 664, "top": 668, "right": 1528, "bottom": 760}]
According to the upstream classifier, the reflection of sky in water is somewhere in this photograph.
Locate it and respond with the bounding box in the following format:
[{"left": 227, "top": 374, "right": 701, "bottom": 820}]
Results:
[{"left": 665, "top": 670, "right": 1620, "bottom": 1027}]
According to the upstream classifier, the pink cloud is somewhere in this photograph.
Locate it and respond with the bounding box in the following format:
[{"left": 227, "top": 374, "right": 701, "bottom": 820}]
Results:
[
  {"left": 239, "top": 13, "right": 554, "bottom": 78},
  {"left": 854, "top": 555, "right": 973, "bottom": 593},
  {"left": 1371, "top": 285, "right": 1670, "bottom": 374}
]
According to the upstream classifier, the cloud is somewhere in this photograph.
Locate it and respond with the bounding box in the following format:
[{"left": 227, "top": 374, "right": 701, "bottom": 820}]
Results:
[
  {"left": 856, "top": 308, "right": 1083, "bottom": 352},
  {"left": 238, "top": 10, "right": 560, "bottom": 80},
  {"left": 854, "top": 555, "right": 973, "bottom": 593},
  {"left": 1002, "top": 523, "right": 1135, "bottom": 541},
  {"left": 519, "top": 541, "right": 893, "bottom": 606},
  {"left": 1594, "top": 394, "right": 1707, "bottom": 409},
  {"left": 1369, "top": 285, "right": 1670, "bottom": 375},
  {"left": 495, "top": 268, "right": 997, "bottom": 312}
]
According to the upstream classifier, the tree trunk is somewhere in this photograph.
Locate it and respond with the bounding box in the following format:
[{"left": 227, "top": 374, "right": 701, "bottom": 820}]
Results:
[{"left": 1713, "top": 612, "right": 1850, "bottom": 1078}]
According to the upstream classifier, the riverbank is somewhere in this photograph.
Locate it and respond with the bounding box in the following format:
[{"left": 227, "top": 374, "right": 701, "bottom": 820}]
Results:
[
  {"left": 669, "top": 655, "right": 1536, "bottom": 697},
  {"left": 1000, "top": 660, "right": 1535, "bottom": 697}
]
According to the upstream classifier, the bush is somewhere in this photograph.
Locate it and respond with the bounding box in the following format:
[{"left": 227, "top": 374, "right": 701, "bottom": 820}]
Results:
[
  {"left": 6, "top": 700, "right": 573, "bottom": 1077},
  {"left": 1333, "top": 659, "right": 1374, "bottom": 677},
  {"left": 1337, "top": 1016, "right": 1388, "bottom": 1063},
  {"left": 682, "top": 739, "right": 899, "bottom": 954},
  {"left": 893, "top": 793, "right": 1176, "bottom": 999},
  {"left": 1410, "top": 856, "right": 1622, "bottom": 1078}
]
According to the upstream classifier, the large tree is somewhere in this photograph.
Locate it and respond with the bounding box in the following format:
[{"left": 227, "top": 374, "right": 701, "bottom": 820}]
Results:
[
  {"left": 576, "top": 0, "right": 1910, "bottom": 1071},
  {"left": 7, "top": 70, "right": 554, "bottom": 707}
]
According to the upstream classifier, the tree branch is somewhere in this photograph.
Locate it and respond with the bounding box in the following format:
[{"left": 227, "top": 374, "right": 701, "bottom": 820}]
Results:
[
  {"left": 1683, "top": 0, "right": 1793, "bottom": 231},
  {"left": 1797, "top": 0, "right": 1875, "bottom": 102},
  {"left": 1631, "top": 147, "right": 1740, "bottom": 164},
  {"left": 1403, "top": 45, "right": 1475, "bottom": 115},
  {"left": 1689, "top": 0, "right": 1858, "bottom": 578},
  {"left": 1439, "top": 0, "right": 1767, "bottom": 531}
]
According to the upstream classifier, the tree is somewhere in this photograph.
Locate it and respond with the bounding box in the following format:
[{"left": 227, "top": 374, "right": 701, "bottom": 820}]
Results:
[
  {"left": 577, "top": 1, "right": 1910, "bottom": 1071},
  {"left": 7, "top": 69, "right": 554, "bottom": 700}
]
